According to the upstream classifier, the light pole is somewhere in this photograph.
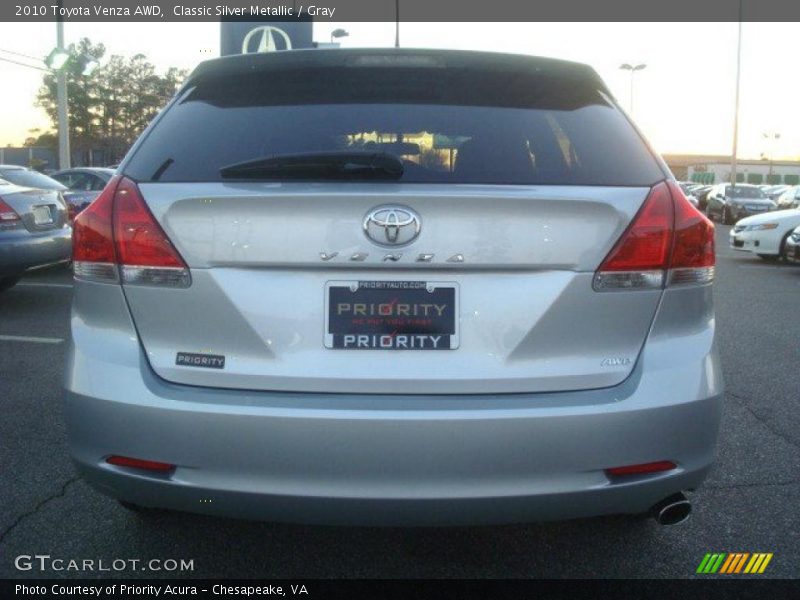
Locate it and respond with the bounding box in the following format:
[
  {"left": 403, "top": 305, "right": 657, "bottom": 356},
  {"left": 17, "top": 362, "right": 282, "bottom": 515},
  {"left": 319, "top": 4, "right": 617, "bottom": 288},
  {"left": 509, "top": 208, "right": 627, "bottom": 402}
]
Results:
[
  {"left": 55, "top": 6, "right": 70, "bottom": 170},
  {"left": 730, "top": 3, "right": 743, "bottom": 187},
  {"left": 619, "top": 63, "right": 646, "bottom": 115},
  {"left": 762, "top": 131, "right": 780, "bottom": 179}
]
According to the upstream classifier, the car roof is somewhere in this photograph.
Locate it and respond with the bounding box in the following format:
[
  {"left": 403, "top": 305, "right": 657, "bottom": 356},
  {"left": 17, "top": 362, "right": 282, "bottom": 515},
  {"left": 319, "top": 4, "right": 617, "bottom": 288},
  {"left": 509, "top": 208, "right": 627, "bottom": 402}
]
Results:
[
  {"left": 0, "top": 164, "right": 27, "bottom": 170},
  {"left": 188, "top": 48, "right": 609, "bottom": 93}
]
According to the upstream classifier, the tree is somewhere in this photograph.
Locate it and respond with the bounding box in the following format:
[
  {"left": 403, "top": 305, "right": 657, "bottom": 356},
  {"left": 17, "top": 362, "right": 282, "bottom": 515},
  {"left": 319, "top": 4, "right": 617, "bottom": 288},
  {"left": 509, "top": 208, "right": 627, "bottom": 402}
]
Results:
[{"left": 36, "top": 38, "right": 187, "bottom": 165}]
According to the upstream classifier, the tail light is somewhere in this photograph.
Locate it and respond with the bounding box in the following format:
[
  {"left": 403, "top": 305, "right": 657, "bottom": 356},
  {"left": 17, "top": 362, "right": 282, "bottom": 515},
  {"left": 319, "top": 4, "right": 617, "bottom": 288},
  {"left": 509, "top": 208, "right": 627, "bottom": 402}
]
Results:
[
  {"left": 594, "top": 180, "right": 714, "bottom": 291},
  {"left": 0, "top": 197, "right": 22, "bottom": 226},
  {"left": 72, "top": 176, "right": 190, "bottom": 287}
]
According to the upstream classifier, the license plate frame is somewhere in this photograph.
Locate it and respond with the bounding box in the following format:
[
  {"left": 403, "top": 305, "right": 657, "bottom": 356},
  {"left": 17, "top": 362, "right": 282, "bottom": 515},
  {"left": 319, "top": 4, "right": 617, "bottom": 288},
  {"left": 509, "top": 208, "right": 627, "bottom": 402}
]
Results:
[{"left": 324, "top": 280, "right": 459, "bottom": 350}]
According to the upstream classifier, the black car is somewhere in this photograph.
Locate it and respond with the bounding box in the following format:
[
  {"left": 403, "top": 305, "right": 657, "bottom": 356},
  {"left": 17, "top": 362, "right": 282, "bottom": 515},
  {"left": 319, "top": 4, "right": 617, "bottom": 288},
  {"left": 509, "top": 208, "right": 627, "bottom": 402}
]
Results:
[{"left": 704, "top": 183, "right": 776, "bottom": 224}]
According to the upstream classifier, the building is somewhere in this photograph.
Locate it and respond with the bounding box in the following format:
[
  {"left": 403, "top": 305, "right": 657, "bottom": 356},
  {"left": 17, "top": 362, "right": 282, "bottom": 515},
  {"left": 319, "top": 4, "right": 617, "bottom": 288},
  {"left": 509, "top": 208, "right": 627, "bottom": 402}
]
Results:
[{"left": 663, "top": 154, "right": 800, "bottom": 186}]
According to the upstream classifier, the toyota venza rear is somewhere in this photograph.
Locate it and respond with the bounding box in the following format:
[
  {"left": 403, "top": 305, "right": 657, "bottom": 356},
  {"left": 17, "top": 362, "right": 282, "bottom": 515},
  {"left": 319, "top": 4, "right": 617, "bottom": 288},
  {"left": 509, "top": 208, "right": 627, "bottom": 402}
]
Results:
[{"left": 64, "top": 49, "right": 722, "bottom": 525}]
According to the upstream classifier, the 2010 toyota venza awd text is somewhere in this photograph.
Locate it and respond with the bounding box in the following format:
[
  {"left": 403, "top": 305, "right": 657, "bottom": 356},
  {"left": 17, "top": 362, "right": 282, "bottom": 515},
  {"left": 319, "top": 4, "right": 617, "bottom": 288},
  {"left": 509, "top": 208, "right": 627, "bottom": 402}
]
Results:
[{"left": 64, "top": 49, "right": 722, "bottom": 526}]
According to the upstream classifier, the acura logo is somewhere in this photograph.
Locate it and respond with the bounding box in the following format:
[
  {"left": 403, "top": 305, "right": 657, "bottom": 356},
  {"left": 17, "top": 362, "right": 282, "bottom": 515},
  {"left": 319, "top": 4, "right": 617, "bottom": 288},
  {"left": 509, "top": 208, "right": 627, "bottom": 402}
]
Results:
[
  {"left": 241, "top": 26, "right": 292, "bottom": 54},
  {"left": 363, "top": 206, "right": 421, "bottom": 246}
]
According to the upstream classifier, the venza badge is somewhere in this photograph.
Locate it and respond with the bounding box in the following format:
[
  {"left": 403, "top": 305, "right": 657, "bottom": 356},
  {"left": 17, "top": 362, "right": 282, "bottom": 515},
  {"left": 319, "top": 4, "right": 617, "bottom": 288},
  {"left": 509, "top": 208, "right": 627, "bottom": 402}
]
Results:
[{"left": 363, "top": 206, "right": 421, "bottom": 246}]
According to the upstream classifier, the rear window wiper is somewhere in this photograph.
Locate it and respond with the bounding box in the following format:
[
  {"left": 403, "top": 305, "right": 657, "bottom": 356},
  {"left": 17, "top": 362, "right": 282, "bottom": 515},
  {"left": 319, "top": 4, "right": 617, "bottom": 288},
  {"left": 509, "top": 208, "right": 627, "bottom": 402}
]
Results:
[{"left": 219, "top": 151, "right": 404, "bottom": 181}]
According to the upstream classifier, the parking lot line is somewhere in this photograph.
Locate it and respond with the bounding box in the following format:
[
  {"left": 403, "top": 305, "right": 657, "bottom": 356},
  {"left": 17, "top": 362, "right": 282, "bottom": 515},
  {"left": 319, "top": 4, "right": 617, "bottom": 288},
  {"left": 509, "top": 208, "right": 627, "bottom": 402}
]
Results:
[
  {"left": 15, "top": 282, "right": 73, "bottom": 289},
  {"left": 0, "top": 334, "right": 64, "bottom": 344}
]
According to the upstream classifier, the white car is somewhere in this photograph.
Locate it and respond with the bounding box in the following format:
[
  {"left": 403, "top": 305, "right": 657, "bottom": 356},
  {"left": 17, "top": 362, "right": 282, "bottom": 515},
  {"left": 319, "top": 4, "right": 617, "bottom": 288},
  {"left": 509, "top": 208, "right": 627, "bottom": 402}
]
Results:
[{"left": 729, "top": 208, "right": 800, "bottom": 261}]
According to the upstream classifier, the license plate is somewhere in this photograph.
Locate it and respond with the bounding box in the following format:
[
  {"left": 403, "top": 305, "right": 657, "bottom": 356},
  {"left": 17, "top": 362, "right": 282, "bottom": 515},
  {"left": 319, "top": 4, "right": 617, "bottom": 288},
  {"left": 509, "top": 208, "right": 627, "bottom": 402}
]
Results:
[
  {"left": 32, "top": 205, "right": 53, "bottom": 225},
  {"left": 732, "top": 239, "right": 744, "bottom": 248},
  {"left": 325, "top": 281, "right": 459, "bottom": 350}
]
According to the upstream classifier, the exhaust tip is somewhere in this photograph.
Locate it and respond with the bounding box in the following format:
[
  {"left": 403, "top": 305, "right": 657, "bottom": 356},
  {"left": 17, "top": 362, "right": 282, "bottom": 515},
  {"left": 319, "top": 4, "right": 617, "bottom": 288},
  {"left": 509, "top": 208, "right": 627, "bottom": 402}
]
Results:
[{"left": 651, "top": 492, "right": 691, "bottom": 526}]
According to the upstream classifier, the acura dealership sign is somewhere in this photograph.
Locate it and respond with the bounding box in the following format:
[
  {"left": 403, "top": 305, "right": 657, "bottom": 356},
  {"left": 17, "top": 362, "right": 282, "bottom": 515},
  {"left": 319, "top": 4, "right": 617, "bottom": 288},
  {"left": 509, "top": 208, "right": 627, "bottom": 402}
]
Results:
[{"left": 220, "top": 19, "right": 313, "bottom": 55}]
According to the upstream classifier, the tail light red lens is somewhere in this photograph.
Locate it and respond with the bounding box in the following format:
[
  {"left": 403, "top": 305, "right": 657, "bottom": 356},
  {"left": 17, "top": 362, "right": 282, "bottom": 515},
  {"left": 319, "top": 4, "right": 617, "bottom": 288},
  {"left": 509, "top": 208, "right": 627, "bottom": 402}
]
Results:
[
  {"left": 72, "top": 175, "right": 190, "bottom": 286},
  {"left": 112, "top": 177, "right": 185, "bottom": 268},
  {"left": 605, "top": 460, "right": 677, "bottom": 477},
  {"left": 106, "top": 455, "right": 175, "bottom": 473},
  {"left": 594, "top": 180, "right": 715, "bottom": 290},
  {"left": 597, "top": 182, "right": 674, "bottom": 272},
  {"left": 72, "top": 176, "right": 118, "bottom": 264},
  {"left": 0, "top": 197, "right": 21, "bottom": 222},
  {"left": 667, "top": 180, "right": 715, "bottom": 269}
]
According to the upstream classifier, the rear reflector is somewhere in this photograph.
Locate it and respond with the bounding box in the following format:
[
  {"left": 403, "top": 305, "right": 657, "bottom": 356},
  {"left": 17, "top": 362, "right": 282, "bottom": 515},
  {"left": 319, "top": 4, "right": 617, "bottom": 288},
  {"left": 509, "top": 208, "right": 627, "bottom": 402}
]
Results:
[
  {"left": 605, "top": 461, "right": 677, "bottom": 477},
  {"left": 106, "top": 455, "right": 175, "bottom": 472},
  {"left": 72, "top": 176, "right": 190, "bottom": 287},
  {"left": 594, "top": 181, "right": 714, "bottom": 291}
]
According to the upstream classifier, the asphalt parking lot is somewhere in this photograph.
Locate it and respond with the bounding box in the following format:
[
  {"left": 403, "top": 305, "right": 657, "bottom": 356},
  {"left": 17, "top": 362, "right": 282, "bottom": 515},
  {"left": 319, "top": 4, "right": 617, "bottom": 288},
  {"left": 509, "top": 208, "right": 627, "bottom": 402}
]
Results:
[{"left": 1, "top": 224, "right": 798, "bottom": 579}]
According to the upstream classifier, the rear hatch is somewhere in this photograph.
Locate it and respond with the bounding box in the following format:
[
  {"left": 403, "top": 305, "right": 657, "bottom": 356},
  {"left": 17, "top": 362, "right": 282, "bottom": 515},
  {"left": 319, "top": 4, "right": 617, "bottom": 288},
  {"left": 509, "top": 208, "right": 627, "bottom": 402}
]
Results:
[{"left": 116, "top": 49, "right": 668, "bottom": 395}]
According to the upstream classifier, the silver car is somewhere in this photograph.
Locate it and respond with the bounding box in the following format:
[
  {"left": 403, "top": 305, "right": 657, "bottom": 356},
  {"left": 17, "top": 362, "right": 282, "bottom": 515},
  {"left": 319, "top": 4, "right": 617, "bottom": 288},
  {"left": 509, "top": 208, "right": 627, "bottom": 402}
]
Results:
[
  {"left": 0, "top": 177, "right": 71, "bottom": 291},
  {"left": 65, "top": 49, "right": 722, "bottom": 526}
]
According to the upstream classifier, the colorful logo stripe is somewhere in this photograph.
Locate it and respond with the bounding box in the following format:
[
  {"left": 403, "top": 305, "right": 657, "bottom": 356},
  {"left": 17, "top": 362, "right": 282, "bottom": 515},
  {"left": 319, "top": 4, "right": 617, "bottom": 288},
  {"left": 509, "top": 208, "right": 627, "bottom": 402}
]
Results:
[{"left": 697, "top": 553, "right": 773, "bottom": 574}]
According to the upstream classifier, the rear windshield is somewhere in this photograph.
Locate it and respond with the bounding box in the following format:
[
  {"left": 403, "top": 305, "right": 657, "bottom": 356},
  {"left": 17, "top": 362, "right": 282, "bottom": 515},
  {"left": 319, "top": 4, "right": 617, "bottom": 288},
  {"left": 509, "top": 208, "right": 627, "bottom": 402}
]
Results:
[
  {"left": 125, "top": 66, "right": 663, "bottom": 186},
  {"left": 0, "top": 168, "right": 66, "bottom": 191}
]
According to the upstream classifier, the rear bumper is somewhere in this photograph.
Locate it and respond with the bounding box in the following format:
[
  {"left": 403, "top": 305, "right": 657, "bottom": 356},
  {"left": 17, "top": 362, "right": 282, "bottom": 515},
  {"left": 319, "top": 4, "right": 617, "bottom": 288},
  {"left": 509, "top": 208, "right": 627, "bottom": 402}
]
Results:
[
  {"left": 65, "top": 281, "right": 724, "bottom": 525},
  {"left": 67, "top": 384, "right": 719, "bottom": 525},
  {"left": 0, "top": 226, "right": 72, "bottom": 277}
]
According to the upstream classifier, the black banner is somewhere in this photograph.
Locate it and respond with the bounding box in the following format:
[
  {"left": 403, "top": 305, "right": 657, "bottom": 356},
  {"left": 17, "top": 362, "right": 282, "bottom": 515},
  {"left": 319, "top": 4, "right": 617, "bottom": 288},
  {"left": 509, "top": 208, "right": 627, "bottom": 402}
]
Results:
[
  {"left": 3, "top": 0, "right": 800, "bottom": 22},
  {"left": 4, "top": 579, "right": 800, "bottom": 600}
]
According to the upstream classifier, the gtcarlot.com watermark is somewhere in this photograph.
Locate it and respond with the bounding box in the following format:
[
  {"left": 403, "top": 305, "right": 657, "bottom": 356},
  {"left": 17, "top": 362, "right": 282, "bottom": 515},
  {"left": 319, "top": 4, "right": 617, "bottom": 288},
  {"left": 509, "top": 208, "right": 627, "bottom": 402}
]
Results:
[{"left": 14, "top": 554, "right": 194, "bottom": 573}]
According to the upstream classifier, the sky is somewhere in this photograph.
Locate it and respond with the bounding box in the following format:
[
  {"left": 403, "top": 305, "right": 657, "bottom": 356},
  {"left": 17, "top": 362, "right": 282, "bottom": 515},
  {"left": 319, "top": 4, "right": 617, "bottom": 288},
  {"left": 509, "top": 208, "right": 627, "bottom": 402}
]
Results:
[{"left": 0, "top": 21, "right": 798, "bottom": 160}]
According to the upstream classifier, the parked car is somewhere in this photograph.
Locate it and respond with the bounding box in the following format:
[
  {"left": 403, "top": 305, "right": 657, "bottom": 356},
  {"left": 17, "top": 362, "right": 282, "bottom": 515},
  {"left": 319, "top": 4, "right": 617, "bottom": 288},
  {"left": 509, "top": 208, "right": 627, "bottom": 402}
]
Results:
[
  {"left": 783, "top": 225, "right": 800, "bottom": 264},
  {"left": 729, "top": 205, "right": 800, "bottom": 261},
  {"left": 65, "top": 49, "right": 721, "bottom": 526},
  {"left": 775, "top": 185, "right": 800, "bottom": 210},
  {"left": 51, "top": 167, "right": 115, "bottom": 218},
  {"left": 763, "top": 184, "right": 790, "bottom": 202},
  {"left": 0, "top": 164, "right": 86, "bottom": 222},
  {"left": 691, "top": 185, "right": 714, "bottom": 210},
  {"left": 704, "top": 183, "right": 776, "bottom": 224},
  {"left": 0, "top": 177, "right": 71, "bottom": 292}
]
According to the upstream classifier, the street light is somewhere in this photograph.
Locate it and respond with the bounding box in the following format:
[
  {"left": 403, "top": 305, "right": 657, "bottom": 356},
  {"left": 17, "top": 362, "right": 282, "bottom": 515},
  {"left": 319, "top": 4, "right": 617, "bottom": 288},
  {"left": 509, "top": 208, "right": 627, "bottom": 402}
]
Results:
[
  {"left": 619, "top": 63, "right": 646, "bottom": 115},
  {"left": 762, "top": 131, "right": 781, "bottom": 179},
  {"left": 45, "top": 47, "right": 70, "bottom": 70},
  {"left": 330, "top": 28, "right": 349, "bottom": 44}
]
